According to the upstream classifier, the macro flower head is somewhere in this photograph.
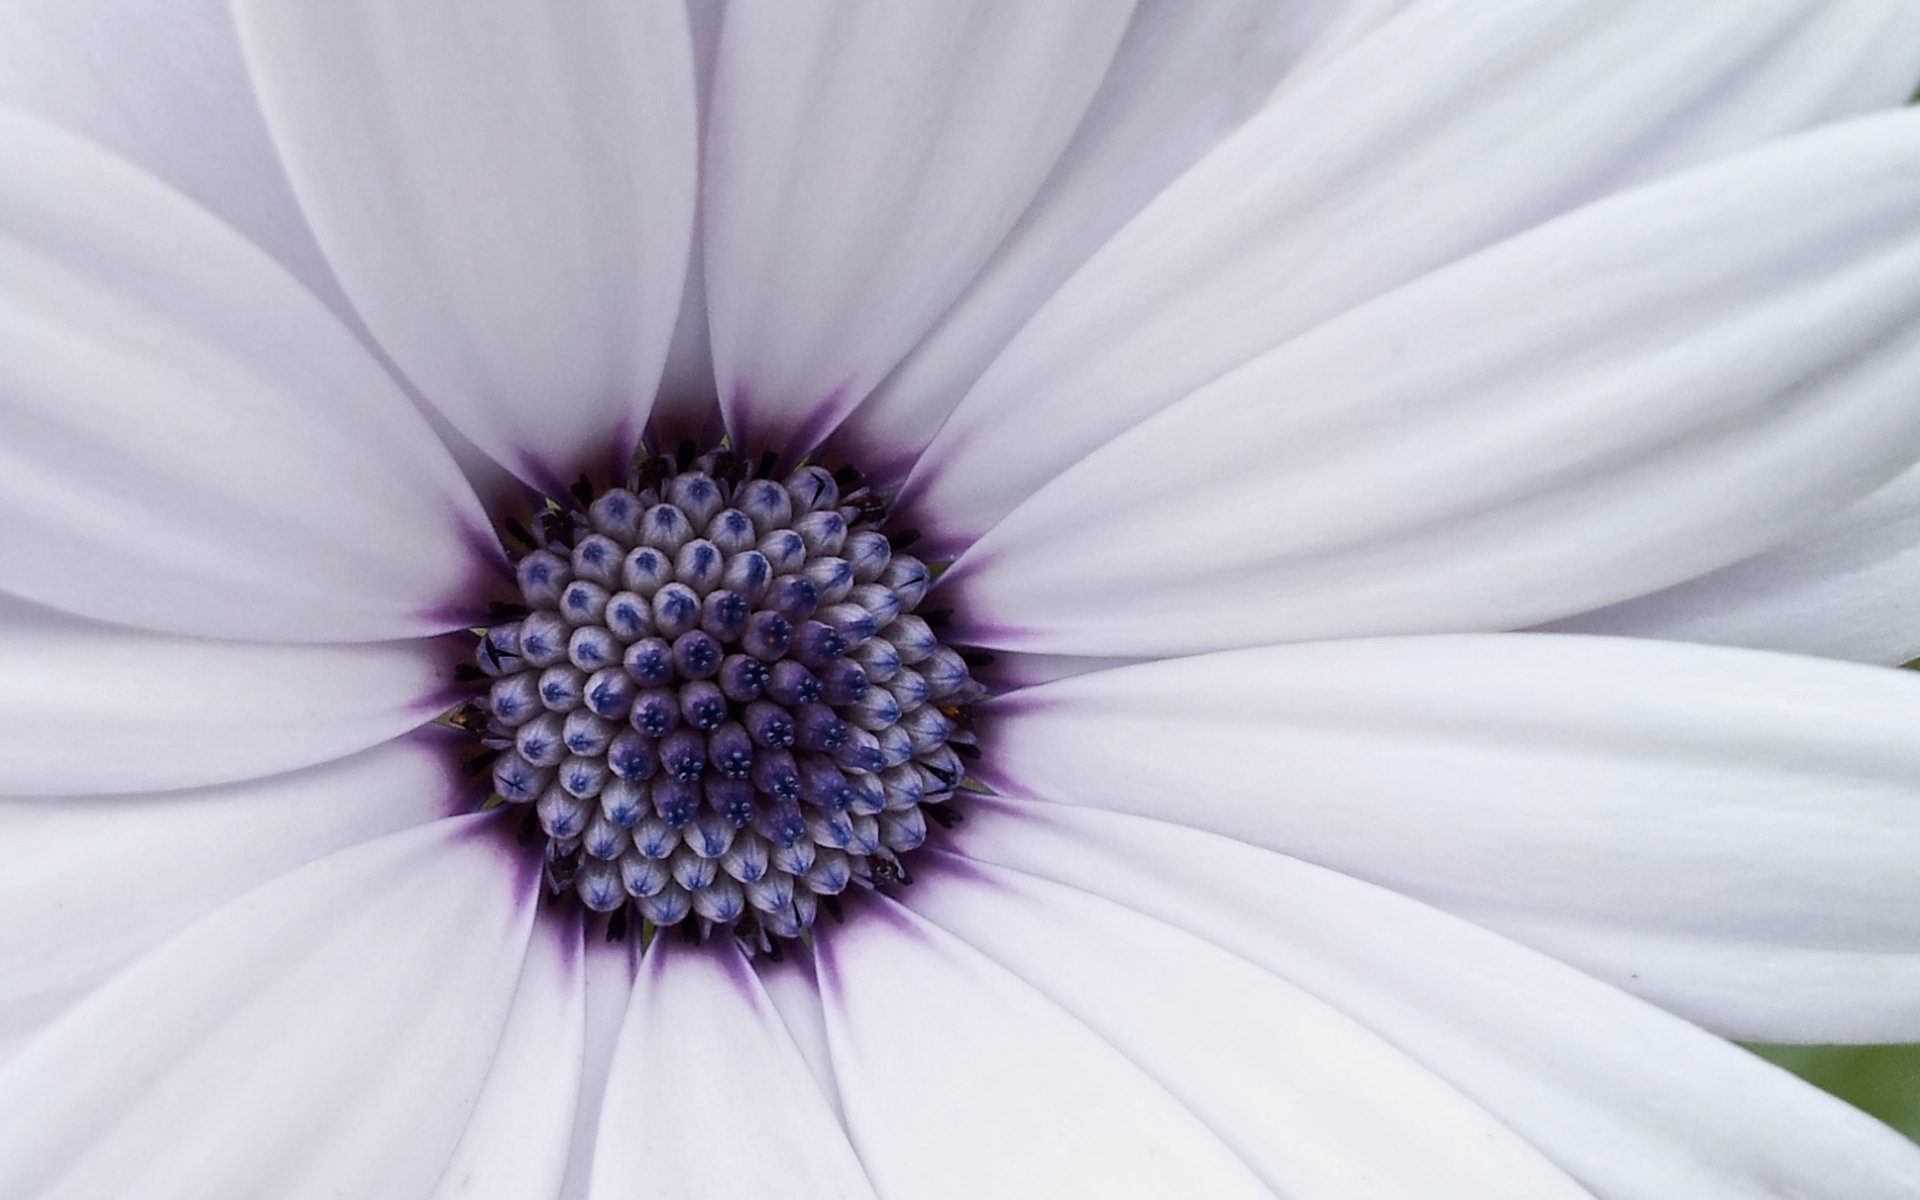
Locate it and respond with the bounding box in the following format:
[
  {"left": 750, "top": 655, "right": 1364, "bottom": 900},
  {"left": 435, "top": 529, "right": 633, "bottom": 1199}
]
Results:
[{"left": 4, "top": 2, "right": 1920, "bottom": 1198}]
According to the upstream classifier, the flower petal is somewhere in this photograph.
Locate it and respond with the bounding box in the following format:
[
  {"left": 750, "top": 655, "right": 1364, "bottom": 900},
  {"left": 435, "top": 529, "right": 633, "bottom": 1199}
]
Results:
[
  {"left": 905, "top": 1, "right": 1920, "bottom": 556},
  {"left": 0, "top": 815, "right": 540, "bottom": 1200},
  {"left": 902, "top": 853, "right": 1589, "bottom": 1198},
  {"left": 231, "top": 0, "right": 698, "bottom": 490},
  {"left": 0, "top": 595, "right": 455, "bottom": 796},
  {"left": 944, "top": 110, "right": 1920, "bottom": 655},
  {"left": 648, "top": 0, "right": 726, "bottom": 437},
  {"left": 0, "top": 735, "right": 459, "bottom": 1065},
  {"left": 977, "top": 635, "right": 1920, "bottom": 1041},
  {"left": 556, "top": 934, "right": 639, "bottom": 1200},
  {"left": 829, "top": 0, "right": 1412, "bottom": 479},
  {"left": 814, "top": 892, "right": 1276, "bottom": 1199},
  {"left": 703, "top": 0, "right": 1134, "bottom": 457},
  {"left": 0, "top": 0, "right": 350, "bottom": 316},
  {"left": 0, "top": 110, "right": 493, "bottom": 642},
  {"left": 755, "top": 941, "right": 850, "bottom": 1124},
  {"left": 590, "top": 937, "right": 875, "bottom": 1200},
  {"left": 1546, "top": 460, "right": 1920, "bottom": 664},
  {"left": 429, "top": 912, "right": 586, "bottom": 1200},
  {"left": 946, "top": 797, "right": 1920, "bottom": 1199}
]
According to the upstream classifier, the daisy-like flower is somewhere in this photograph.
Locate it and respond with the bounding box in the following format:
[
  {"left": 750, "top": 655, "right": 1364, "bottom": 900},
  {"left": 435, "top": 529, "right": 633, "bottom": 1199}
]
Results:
[{"left": 4, "top": 2, "right": 1920, "bottom": 1197}]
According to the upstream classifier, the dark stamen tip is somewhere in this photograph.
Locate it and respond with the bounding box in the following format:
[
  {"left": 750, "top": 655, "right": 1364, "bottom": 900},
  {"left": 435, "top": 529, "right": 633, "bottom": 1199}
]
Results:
[{"left": 503, "top": 517, "right": 538, "bottom": 550}]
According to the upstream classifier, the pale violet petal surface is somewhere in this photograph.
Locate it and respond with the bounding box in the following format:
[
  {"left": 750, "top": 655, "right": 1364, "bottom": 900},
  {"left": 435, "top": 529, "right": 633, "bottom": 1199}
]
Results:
[
  {"left": 0, "top": 736, "right": 460, "bottom": 1066},
  {"left": 0, "top": 110, "right": 493, "bottom": 642},
  {"left": 1546, "top": 460, "right": 1920, "bottom": 664},
  {"left": 0, "top": 816, "right": 540, "bottom": 1200},
  {"left": 0, "top": 594, "right": 455, "bottom": 796},
  {"left": 232, "top": 0, "right": 698, "bottom": 490},
  {"left": 704, "top": 0, "right": 1133, "bottom": 457},
  {"left": 977, "top": 635, "right": 1920, "bottom": 1042},
  {"left": 590, "top": 937, "right": 875, "bottom": 1200},
  {"left": 946, "top": 798, "right": 1920, "bottom": 1199},
  {"left": 904, "top": 853, "right": 1588, "bottom": 1198},
  {"left": 815, "top": 892, "right": 1276, "bottom": 1199},
  {"left": 905, "top": 1, "right": 1920, "bottom": 555},
  {"left": 945, "top": 111, "right": 1920, "bottom": 655},
  {"left": 829, "top": 0, "right": 1415, "bottom": 479}
]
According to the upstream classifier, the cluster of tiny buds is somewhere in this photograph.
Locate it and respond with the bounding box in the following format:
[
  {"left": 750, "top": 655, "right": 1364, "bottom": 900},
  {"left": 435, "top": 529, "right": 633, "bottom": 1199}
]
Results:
[{"left": 452, "top": 445, "right": 985, "bottom": 953}]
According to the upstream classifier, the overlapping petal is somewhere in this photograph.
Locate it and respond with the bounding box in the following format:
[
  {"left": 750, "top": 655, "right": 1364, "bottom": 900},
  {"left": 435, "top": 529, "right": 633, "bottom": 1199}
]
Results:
[
  {"left": 590, "top": 937, "right": 874, "bottom": 1199},
  {"left": 906, "top": 0, "right": 1920, "bottom": 557},
  {"left": 0, "top": 0, "right": 347, "bottom": 314},
  {"left": 0, "top": 596, "right": 455, "bottom": 795},
  {"left": 1548, "top": 461, "right": 1920, "bottom": 664},
  {"left": 232, "top": 0, "right": 698, "bottom": 491},
  {"left": 945, "top": 798, "right": 1920, "bottom": 1198},
  {"left": 703, "top": 0, "right": 1133, "bottom": 457},
  {"left": 815, "top": 892, "right": 1276, "bottom": 1199},
  {"left": 0, "top": 816, "right": 540, "bottom": 1200},
  {"left": 904, "top": 853, "right": 1589, "bottom": 1197},
  {"left": 0, "top": 735, "right": 459, "bottom": 1065},
  {"left": 754, "top": 941, "right": 850, "bottom": 1123},
  {"left": 555, "top": 935, "right": 639, "bottom": 1200},
  {"left": 944, "top": 110, "right": 1920, "bottom": 655},
  {"left": 429, "top": 913, "right": 586, "bottom": 1200},
  {"left": 977, "top": 635, "right": 1920, "bottom": 1041},
  {"left": 0, "top": 110, "right": 493, "bottom": 642},
  {"left": 829, "top": 0, "right": 1415, "bottom": 479}
]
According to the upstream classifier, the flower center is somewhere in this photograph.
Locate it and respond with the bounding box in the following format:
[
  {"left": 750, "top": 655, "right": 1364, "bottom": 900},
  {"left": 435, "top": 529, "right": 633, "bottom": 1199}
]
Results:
[{"left": 457, "top": 445, "right": 982, "bottom": 950}]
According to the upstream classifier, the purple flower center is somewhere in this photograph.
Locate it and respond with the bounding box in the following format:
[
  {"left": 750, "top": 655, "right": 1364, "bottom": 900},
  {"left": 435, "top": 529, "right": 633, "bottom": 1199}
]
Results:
[{"left": 457, "top": 445, "right": 982, "bottom": 951}]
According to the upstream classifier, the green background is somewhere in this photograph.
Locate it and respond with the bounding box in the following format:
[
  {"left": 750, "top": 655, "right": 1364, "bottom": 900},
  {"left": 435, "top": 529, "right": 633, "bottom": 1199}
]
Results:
[{"left": 1752, "top": 1044, "right": 1920, "bottom": 1141}]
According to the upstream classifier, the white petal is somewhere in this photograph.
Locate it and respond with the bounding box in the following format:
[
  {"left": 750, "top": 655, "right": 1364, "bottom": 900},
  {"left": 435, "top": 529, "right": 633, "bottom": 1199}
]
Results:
[
  {"left": 0, "top": 0, "right": 350, "bottom": 317},
  {"left": 704, "top": 1, "right": 1134, "bottom": 457},
  {"left": 903, "top": 853, "right": 1588, "bottom": 1198},
  {"left": 232, "top": 0, "right": 698, "bottom": 489},
  {"left": 945, "top": 797, "right": 1920, "bottom": 1199},
  {"left": 650, "top": 0, "right": 725, "bottom": 434},
  {"left": 814, "top": 892, "right": 1276, "bottom": 1199},
  {"left": 430, "top": 913, "right": 586, "bottom": 1200},
  {"left": 0, "top": 110, "right": 493, "bottom": 642},
  {"left": 0, "top": 735, "right": 457, "bottom": 1065},
  {"left": 829, "top": 0, "right": 1411, "bottom": 478},
  {"left": 0, "top": 595, "right": 454, "bottom": 796},
  {"left": 755, "top": 941, "right": 849, "bottom": 1124},
  {"left": 0, "top": 815, "right": 540, "bottom": 1200},
  {"left": 944, "top": 110, "right": 1920, "bottom": 655},
  {"left": 555, "top": 934, "right": 640, "bottom": 1200},
  {"left": 552, "top": 936, "right": 641, "bottom": 1198},
  {"left": 0, "top": 0, "right": 541, "bottom": 512},
  {"left": 590, "top": 937, "right": 875, "bottom": 1200},
  {"left": 904, "top": 1, "right": 1920, "bottom": 555},
  {"left": 977, "top": 635, "right": 1920, "bottom": 1041},
  {"left": 1547, "top": 459, "right": 1920, "bottom": 664}
]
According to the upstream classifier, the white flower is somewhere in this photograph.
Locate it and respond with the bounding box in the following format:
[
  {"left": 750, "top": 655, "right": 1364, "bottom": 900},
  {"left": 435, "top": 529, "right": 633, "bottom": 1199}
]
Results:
[{"left": 2, "top": 2, "right": 1920, "bottom": 1198}]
